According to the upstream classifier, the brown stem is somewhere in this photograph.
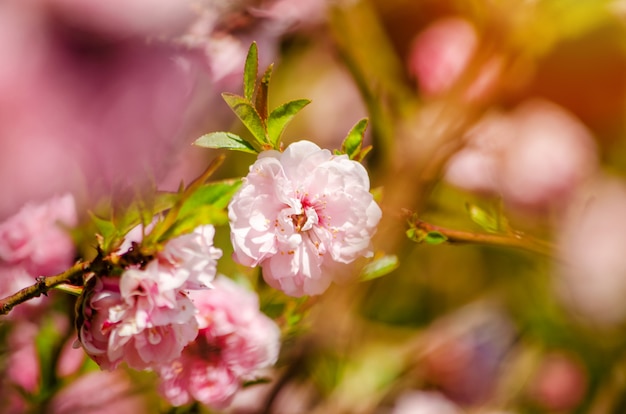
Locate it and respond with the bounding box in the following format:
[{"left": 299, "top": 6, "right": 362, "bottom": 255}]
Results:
[
  {"left": 0, "top": 261, "right": 87, "bottom": 316},
  {"left": 414, "top": 219, "right": 554, "bottom": 257}
]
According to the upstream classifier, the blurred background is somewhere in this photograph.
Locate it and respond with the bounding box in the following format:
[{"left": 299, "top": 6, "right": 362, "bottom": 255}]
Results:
[{"left": 3, "top": 0, "right": 626, "bottom": 413}]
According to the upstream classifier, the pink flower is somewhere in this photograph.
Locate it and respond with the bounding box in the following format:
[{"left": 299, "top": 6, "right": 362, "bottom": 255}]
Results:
[
  {"left": 49, "top": 370, "right": 148, "bottom": 414},
  {"left": 157, "top": 277, "right": 280, "bottom": 408},
  {"left": 0, "top": 194, "right": 77, "bottom": 276},
  {"left": 392, "top": 391, "right": 461, "bottom": 414},
  {"left": 445, "top": 99, "right": 597, "bottom": 213},
  {"left": 158, "top": 225, "right": 223, "bottom": 289},
  {"left": 77, "top": 263, "right": 199, "bottom": 371},
  {"left": 555, "top": 177, "right": 626, "bottom": 325},
  {"left": 228, "top": 140, "right": 382, "bottom": 297},
  {"left": 407, "top": 17, "right": 501, "bottom": 100}
]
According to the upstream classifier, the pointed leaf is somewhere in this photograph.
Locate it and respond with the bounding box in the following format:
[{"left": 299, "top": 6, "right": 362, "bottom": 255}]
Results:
[
  {"left": 360, "top": 255, "right": 399, "bottom": 281},
  {"left": 267, "top": 99, "right": 311, "bottom": 147},
  {"left": 354, "top": 145, "right": 373, "bottom": 162},
  {"left": 222, "top": 93, "right": 268, "bottom": 145},
  {"left": 466, "top": 203, "right": 499, "bottom": 233},
  {"left": 243, "top": 42, "right": 258, "bottom": 101},
  {"left": 194, "top": 131, "right": 257, "bottom": 154},
  {"left": 341, "top": 118, "right": 368, "bottom": 159},
  {"left": 425, "top": 231, "right": 448, "bottom": 245},
  {"left": 178, "top": 179, "right": 243, "bottom": 217},
  {"left": 255, "top": 64, "right": 273, "bottom": 122}
]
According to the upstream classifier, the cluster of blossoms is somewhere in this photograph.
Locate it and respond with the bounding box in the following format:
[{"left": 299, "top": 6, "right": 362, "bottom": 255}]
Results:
[
  {"left": 158, "top": 277, "right": 281, "bottom": 408},
  {"left": 72, "top": 139, "right": 380, "bottom": 408},
  {"left": 76, "top": 225, "right": 223, "bottom": 370},
  {"left": 75, "top": 223, "right": 282, "bottom": 408},
  {"left": 228, "top": 140, "right": 382, "bottom": 296}
]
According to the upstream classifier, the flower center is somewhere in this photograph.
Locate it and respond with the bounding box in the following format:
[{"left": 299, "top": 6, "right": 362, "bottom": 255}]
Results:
[
  {"left": 291, "top": 212, "right": 308, "bottom": 232},
  {"left": 289, "top": 200, "right": 318, "bottom": 233}
]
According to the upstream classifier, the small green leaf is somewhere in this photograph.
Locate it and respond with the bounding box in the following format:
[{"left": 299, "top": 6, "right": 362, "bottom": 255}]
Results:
[
  {"left": 466, "top": 203, "right": 499, "bottom": 233},
  {"left": 406, "top": 227, "right": 420, "bottom": 242},
  {"left": 243, "top": 42, "right": 258, "bottom": 101},
  {"left": 156, "top": 180, "right": 242, "bottom": 242},
  {"left": 222, "top": 93, "right": 268, "bottom": 146},
  {"left": 360, "top": 255, "right": 399, "bottom": 281},
  {"left": 424, "top": 231, "right": 448, "bottom": 245},
  {"left": 163, "top": 205, "right": 229, "bottom": 240},
  {"left": 255, "top": 64, "right": 273, "bottom": 123},
  {"left": 354, "top": 145, "right": 373, "bottom": 162},
  {"left": 178, "top": 179, "right": 243, "bottom": 217},
  {"left": 90, "top": 212, "right": 117, "bottom": 240},
  {"left": 194, "top": 131, "right": 257, "bottom": 154},
  {"left": 267, "top": 99, "right": 311, "bottom": 147},
  {"left": 341, "top": 118, "right": 368, "bottom": 159}
]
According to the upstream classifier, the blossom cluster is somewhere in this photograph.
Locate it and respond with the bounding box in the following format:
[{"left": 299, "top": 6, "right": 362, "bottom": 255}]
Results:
[
  {"left": 76, "top": 225, "right": 223, "bottom": 371},
  {"left": 75, "top": 223, "right": 284, "bottom": 408},
  {"left": 157, "top": 277, "right": 281, "bottom": 408}
]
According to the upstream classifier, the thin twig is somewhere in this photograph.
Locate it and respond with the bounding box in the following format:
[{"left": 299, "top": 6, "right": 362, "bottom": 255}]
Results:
[
  {"left": 0, "top": 261, "right": 86, "bottom": 316},
  {"left": 413, "top": 219, "right": 554, "bottom": 258}
]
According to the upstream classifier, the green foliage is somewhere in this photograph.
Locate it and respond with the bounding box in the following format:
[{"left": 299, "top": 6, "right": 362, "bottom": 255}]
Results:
[
  {"left": 267, "top": 99, "right": 311, "bottom": 148},
  {"left": 194, "top": 132, "right": 257, "bottom": 154},
  {"left": 221, "top": 93, "right": 268, "bottom": 147},
  {"left": 424, "top": 231, "right": 448, "bottom": 245},
  {"left": 337, "top": 118, "right": 372, "bottom": 161},
  {"left": 360, "top": 254, "right": 399, "bottom": 281},
  {"left": 194, "top": 42, "right": 310, "bottom": 153},
  {"left": 255, "top": 64, "right": 273, "bottom": 122},
  {"left": 466, "top": 203, "right": 504, "bottom": 233},
  {"left": 90, "top": 156, "right": 240, "bottom": 257},
  {"left": 243, "top": 42, "right": 258, "bottom": 101}
]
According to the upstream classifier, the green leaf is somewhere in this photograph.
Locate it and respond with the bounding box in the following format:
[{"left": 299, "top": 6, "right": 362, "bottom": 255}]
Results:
[
  {"left": 243, "top": 42, "right": 258, "bottom": 101},
  {"left": 178, "top": 179, "right": 243, "bottom": 217},
  {"left": 194, "top": 131, "right": 257, "bottom": 154},
  {"left": 405, "top": 227, "right": 420, "bottom": 242},
  {"left": 424, "top": 231, "right": 448, "bottom": 245},
  {"left": 222, "top": 93, "right": 268, "bottom": 146},
  {"left": 157, "top": 180, "right": 242, "bottom": 242},
  {"left": 90, "top": 212, "right": 117, "bottom": 241},
  {"left": 341, "top": 118, "right": 368, "bottom": 159},
  {"left": 360, "top": 254, "right": 399, "bottom": 281},
  {"left": 466, "top": 203, "right": 500, "bottom": 233},
  {"left": 267, "top": 99, "right": 311, "bottom": 147},
  {"left": 255, "top": 64, "right": 273, "bottom": 123},
  {"left": 163, "top": 205, "right": 229, "bottom": 240}
]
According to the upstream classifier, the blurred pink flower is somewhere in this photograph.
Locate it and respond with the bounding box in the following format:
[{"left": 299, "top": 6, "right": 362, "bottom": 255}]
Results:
[
  {"left": 228, "top": 140, "right": 382, "bottom": 297},
  {"left": 407, "top": 16, "right": 501, "bottom": 100},
  {"left": 528, "top": 352, "right": 587, "bottom": 412},
  {"left": 157, "top": 277, "right": 280, "bottom": 408},
  {"left": 77, "top": 265, "right": 198, "bottom": 371},
  {"left": 49, "top": 370, "right": 148, "bottom": 414},
  {"left": 0, "top": 194, "right": 77, "bottom": 276},
  {"left": 555, "top": 177, "right": 626, "bottom": 325},
  {"left": 5, "top": 322, "right": 40, "bottom": 395},
  {"left": 158, "top": 224, "right": 223, "bottom": 290},
  {"left": 0, "top": 1, "right": 233, "bottom": 216},
  {"left": 392, "top": 391, "right": 461, "bottom": 414},
  {"left": 445, "top": 99, "right": 598, "bottom": 213}
]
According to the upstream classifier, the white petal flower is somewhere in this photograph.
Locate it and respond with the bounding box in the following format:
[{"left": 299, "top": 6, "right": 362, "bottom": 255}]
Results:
[{"left": 228, "top": 140, "right": 382, "bottom": 297}]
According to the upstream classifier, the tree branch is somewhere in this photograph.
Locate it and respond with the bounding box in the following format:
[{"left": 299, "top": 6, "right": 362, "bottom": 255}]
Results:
[
  {"left": 0, "top": 261, "right": 87, "bottom": 316},
  {"left": 412, "top": 219, "right": 554, "bottom": 258}
]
